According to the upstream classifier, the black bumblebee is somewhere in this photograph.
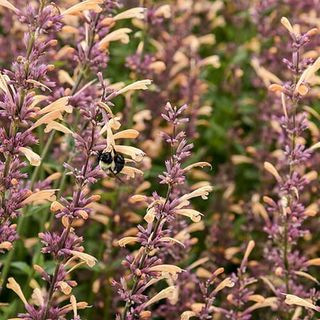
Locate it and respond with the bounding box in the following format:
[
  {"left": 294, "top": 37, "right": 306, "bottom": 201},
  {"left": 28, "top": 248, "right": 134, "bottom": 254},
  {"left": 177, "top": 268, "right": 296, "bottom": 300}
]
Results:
[{"left": 98, "top": 149, "right": 125, "bottom": 175}]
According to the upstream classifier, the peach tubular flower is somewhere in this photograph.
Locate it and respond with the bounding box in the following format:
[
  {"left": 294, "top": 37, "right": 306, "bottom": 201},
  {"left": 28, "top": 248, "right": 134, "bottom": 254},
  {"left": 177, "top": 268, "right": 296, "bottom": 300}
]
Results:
[
  {"left": 183, "top": 162, "right": 212, "bottom": 172},
  {"left": 181, "top": 311, "right": 197, "bottom": 320},
  {"left": 155, "top": 4, "right": 171, "bottom": 18},
  {"left": 0, "top": 0, "right": 18, "bottom": 13},
  {"left": 281, "top": 17, "right": 294, "bottom": 34},
  {"left": 58, "top": 70, "right": 75, "bottom": 86},
  {"left": 240, "top": 240, "right": 255, "bottom": 271},
  {"left": 0, "top": 72, "right": 11, "bottom": 94},
  {"left": 199, "top": 55, "right": 220, "bottom": 68},
  {"left": 38, "top": 97, "right": 71, "bottom": 115},
  {"left": 284, "top": 294, "right": 320, "bottom": 312},
  {"left": 143, "top": 286, "right": 177, "bottom": 308},
  {"left": 158, "top": 237, "right": 185, "bottom": 247},
  {"left": 116, "top": 79, "right": 152, "bottom": 95},
  {"left": 98, "top": 28, "right": 132, "bottom": 49},
  {"left": 21, "top": 189, "right": 57, "bottom": 205},
  {"left": 144, "top": 207, "right": 156, "bottom": 223},
  {"left": 148, "top": 265, "right": 183, "bottom": 278},
  {"left": 213, "top": 277, "right": 235, "bottom": 293},
  {"left": 58, "top": 281, "right": 72, "bottom": 295},
  {"left": 118, "top": 236, "right": 139, "bottom": 247},
  {"left": 174, "top": 208, "right": 203, "bottom": 222},
  {"left": 44, "top": 121, "right": 73, "bottom": 134},
  {"left": 113, "top": 7, "right": 145, "bottom": 21},
  {"left": 295, "top": 56, "right": 320, "bottom": 95},
  {"left": 69, "top": 250, "right": 97, "bottom": 267},
  {"left": 305, "top": 258, "right": 320, "bottom": 266},
  {"left": 114, "top": 145, "right": 145, "bottom": 162},
  {"left": 113, "top": 129, "right": 139, "bottom": 140},
  {"left": 19, "top": 147, "right": 41, "bottom": 166},
  {"left": 149, "top": 61, "right": 166, "bottom": 73},
  {"left": 60, "top": 301, "right": 88, "bottom": 314},
  {"left": 31, "top": 288, "right": 44, "bottom": 307},
  {"left": 62, "top": 0, "right": 103, "bottom": 16},
  {"left": 29, "top": 110, "right": 63, "bottom": 131},
  {"left": 0, "top": 241, "right": 13, "bottom": 251},
  {"left": 264, "top": 161, "right": 283, "bottom": 183},
  {"left": 121, "top": 166, "right": 144, "bottom": 179},
  {"left": 25, "top": 79, "right": 52, "bottom": 92},
  {"left": 243, "top": 297, "right": 278, "bottom": 314},
  {"left": 50, "top": 201, "right": 66, "bottom": 212},
  {"left": 6, "top": 278, "right": 28, "bottom": 306},
  {"left": 177, "top": 185, "right": 213, "bottom": 208},
  {"left": 98, "top": 101, "right": 114, "bottom": 117}
]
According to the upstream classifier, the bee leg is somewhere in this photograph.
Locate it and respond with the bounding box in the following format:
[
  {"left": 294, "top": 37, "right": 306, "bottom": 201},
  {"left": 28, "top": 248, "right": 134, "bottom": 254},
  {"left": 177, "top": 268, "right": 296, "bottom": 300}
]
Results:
[{"left": 110, "top": 170, "right": 125, "bottom": 184}]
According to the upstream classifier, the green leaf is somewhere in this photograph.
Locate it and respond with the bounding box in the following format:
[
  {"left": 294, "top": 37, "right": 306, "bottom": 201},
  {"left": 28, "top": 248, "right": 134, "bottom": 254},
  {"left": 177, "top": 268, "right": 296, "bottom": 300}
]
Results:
[{"left": 11, "top": 262, "right": 31, "bottom": 275}]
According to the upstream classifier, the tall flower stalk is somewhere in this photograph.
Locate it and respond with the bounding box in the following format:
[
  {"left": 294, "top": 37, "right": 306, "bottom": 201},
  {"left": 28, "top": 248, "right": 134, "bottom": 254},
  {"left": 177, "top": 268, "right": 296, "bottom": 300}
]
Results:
[
  {"left": 0, "top": 0, "right": 63, "bottom": 278},
  {"left": 263, "top": 17, "right": 320, "bottom": 317},
  {"left": 115, "top": 102, "right": 212, "bottom": 319}
]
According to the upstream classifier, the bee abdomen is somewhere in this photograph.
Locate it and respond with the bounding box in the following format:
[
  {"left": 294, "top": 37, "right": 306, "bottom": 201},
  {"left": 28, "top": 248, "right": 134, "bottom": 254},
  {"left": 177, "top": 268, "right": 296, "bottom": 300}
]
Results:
[{"left": 113, "top": 153, "right": 125, "bottom": 174}]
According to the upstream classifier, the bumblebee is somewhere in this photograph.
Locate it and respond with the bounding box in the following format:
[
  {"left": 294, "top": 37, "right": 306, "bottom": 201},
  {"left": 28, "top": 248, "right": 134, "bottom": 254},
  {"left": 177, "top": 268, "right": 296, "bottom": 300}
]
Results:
[{"left": 98, "top": 149, "right": 125, "bottom": 174}]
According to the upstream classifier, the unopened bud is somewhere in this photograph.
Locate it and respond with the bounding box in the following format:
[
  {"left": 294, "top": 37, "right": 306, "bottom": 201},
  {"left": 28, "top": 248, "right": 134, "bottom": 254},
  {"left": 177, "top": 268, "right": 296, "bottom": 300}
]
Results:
[
  {"left": 62, "top": 216, "right": 70, "bottom": 228},
  {"left": 11, "top": 178, "right": 18, "bottom": 186},
  {"left": 49, "top": 39, "right": 58, "bottom": 47},
  {"left": 135, "top": 269, "right": 142, "bottom": 277},
  {"left": 33, "top": 264, "right": 45, "bottom": 274},
  {"left": 90, "top": 194, "right": 101, "bottom": 202},
  {"left": 226, "top": 294, "right": 234, "bottom": 303},
  {"left": 306, "top": 28, "right": 318, "bottom": 37},
  {"left": 47, "top": 64, "right": 55, "bottom": 72},
  {"left": 139, "top": 311, "right": 151, "bottom": 319},
  {"left": 0, "top": 241, "right": 12, "bottom": 250},
  {"left": 269, "top": 84, "right": 283, "bottom": 93},
  {"left": 275, "top": 267, "right": 283, "bottom": 276},
  {"left": 77, "top": 209, "right": 89, "bottom": 220}
]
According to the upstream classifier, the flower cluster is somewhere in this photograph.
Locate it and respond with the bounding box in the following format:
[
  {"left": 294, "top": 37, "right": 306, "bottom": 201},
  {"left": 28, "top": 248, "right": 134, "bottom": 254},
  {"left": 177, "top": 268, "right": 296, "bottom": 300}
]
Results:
[
  {"left": 114, "top": 102, "right": 212, "bottom": 319},
  {"left": 0, "top": 0, "right": 63, "bottom": 256},
  {"left": 261, "top": 17, "right": 320, "bottom": 316}
]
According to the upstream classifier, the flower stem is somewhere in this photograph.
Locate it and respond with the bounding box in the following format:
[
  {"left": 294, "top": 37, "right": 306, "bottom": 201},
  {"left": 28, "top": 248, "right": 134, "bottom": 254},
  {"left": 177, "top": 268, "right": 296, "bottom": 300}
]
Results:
[{"left": 121, "top": 185, "right": 172, "bottom": 319}]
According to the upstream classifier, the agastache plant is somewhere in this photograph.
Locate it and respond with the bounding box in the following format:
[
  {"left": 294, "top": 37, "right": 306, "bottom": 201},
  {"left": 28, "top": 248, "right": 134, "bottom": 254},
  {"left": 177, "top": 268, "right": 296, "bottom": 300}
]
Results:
[
  {"left": 2, "top": 1, "right": 152, "bottom": 318},
  {"left": 0, "top": 0, "right": 112, "bottom": 295},
  {"left": 262, "top": 17, "right": 320, "bottom": 317},
  {"left": 0, "top": 0, "right": 63, "bottom": 260},
  {"left": 220, "top": 241, "right": 277, "bottom": 319},
  {"left": 31, "top": 2, "right": 146, "bottom": 183},
  {"left": 5, "top": 76, "right": 151, "bottom": 320},
  {"left": 114, "top": 102, "right": 212, "bottom": 319}
]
